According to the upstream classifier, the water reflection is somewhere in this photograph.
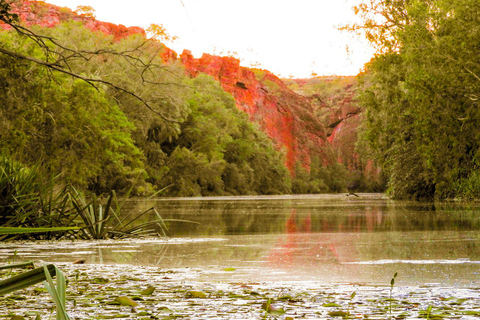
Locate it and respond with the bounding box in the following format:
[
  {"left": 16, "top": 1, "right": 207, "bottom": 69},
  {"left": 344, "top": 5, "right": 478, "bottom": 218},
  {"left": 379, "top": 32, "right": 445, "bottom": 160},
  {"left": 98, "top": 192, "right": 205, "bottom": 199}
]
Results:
[
  {"left": 122, "top": 194, "right": 480, "bottom": 235},
  {"left": 2, "top": 194, "right": 480, "bottom": 286}
]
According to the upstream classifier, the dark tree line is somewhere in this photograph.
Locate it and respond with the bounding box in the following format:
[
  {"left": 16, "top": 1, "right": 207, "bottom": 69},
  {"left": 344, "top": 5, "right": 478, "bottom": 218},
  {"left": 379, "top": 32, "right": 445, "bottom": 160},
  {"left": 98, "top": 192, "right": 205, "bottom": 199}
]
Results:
[{"left": 349, "top": 0, "right": 480, "bottom": 199}]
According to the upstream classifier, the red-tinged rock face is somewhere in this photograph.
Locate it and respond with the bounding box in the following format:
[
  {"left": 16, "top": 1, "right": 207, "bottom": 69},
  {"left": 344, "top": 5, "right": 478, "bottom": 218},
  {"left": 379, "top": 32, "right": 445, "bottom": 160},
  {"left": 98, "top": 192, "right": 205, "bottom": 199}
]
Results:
[
  {"left": 180, "top": 50, "right": 327, "bottom": 174},
  {"left": 4, "top": 0, "right": 145, "bottom": 39}
]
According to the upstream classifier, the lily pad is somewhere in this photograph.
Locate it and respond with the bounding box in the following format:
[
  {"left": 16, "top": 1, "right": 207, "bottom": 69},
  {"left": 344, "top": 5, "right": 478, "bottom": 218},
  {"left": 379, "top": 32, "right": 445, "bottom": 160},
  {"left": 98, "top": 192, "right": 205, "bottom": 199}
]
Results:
[
  {"left": 186, "top": 291, "right": 207, "bottom": 298},
  {"left": 223, "top": 268, "right": 236, "bottom": 272},
  {"left": 113, "top": 296, "right": 138, "bottom": 307},
  {"left": 328, "top": 311, "right": 350, "bottom": 317},
  {"left": 140, "top": 286, "right": 155, "bottom": 296},
  {"left": 261, "top": 301, "right": 286, "bottom": 314},
  {"left": 323, "top": 302, "right": 341, "bottom": 307},
  {"left": 92, "top": 277, "right": 110, "bottom": 284}
]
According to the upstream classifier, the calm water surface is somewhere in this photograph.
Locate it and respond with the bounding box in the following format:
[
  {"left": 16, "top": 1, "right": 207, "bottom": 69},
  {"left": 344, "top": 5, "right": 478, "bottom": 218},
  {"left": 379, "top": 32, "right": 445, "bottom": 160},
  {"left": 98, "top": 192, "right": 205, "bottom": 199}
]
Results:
[{"left": 2, "top": 194, "right": 480, "bottom": 287}]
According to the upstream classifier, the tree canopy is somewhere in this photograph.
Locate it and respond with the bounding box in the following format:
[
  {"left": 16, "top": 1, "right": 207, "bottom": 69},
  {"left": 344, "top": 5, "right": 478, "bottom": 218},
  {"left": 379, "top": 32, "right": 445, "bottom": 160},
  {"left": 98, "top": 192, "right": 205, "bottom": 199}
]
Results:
[
  {"left": 351, "top": 0, "right": 480, "bottom": 199},
  {"left": 0, "top": 5, "right": 293, "bottom": 196}
]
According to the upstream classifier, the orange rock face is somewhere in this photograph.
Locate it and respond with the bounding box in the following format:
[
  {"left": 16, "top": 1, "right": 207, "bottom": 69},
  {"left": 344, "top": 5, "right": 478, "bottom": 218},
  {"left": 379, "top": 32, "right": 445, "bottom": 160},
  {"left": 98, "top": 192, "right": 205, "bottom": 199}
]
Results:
[
  {"left": 4, "top": 0, "right": 145, "bottom": 39},
  {"left": 180, "top": 50, "right": 327, "bottom": 173}
]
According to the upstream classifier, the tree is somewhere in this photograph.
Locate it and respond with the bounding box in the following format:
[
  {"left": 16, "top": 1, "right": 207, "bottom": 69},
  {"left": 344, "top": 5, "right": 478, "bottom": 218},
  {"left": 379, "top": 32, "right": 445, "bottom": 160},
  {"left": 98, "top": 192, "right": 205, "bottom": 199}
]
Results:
[
  {"left": 0, "top": 29, "right": 147, "bottom": 193},
  {"left": 351, "top": 0, "right": 480, "bottom": 199},
  {"left": 154, "top": 75, "right": 291, "bottom": 196},
  {"left": 0, "top": 0, "right": 181, "bottom": 122},
  {"left": 0, "top": 0, "right": 293, "bottom": 197},
  {"left": 146, "top": 23, "right": 178, "bottom": 42}
]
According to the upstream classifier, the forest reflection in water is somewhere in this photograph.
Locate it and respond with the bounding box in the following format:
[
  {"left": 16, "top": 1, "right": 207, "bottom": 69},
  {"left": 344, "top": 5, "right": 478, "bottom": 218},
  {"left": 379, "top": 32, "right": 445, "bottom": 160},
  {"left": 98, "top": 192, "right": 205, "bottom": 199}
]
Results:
[{"left": 2, "top": 194, "right": 480, "bottom": 286}]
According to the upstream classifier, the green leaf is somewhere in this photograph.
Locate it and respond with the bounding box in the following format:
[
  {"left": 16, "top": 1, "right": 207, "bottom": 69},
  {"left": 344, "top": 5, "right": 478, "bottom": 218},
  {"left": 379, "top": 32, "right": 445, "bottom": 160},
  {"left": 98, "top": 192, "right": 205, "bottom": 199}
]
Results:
[
  {"left": 0, "top": 227, "right": 79, "bottom": 235},
  {"left": 0, "top": 264, "right": 56, "bottom": 295},
  {"left": 114, "top": 296, "right": 138, "bottom": 307},
  {"left": 158, "top": 306, "right": 173, "bottom": 313},
  {"left": 223, "top": 268, "right": 236, "bottom": 272},
  {"left": 0, "top": 261, "right": 35, "bottom": 270},
  {"left": 323, "top": 302, "right": 341, "bottom": 307},
  {"left": 92, "top": 277, "right": 109, "bottom": 284},
  {"left": 140, "top": 286, "right": 155, "bottom": 295},
  {"left": 43, "top": 265, "right": 70, "bottom": 320},
  {"left": 328, "top": 311, "right": 350, "bottom": 317},
  {"left": 187, "top": 291, "right": 207, "bottom": 298}
]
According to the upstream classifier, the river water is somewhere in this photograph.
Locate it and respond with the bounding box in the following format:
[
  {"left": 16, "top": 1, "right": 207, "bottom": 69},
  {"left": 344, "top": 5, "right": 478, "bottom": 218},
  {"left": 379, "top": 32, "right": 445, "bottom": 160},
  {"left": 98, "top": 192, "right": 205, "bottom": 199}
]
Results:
[{"left": 2, "top": 194, "right": 480, "bottom": 287}]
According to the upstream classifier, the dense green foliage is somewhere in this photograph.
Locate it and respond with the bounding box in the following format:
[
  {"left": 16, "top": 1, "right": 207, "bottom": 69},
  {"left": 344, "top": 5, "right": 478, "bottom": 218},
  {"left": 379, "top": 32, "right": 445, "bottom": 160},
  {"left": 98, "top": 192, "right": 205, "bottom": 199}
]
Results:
[
  {"left": 0, "top": 21, "right": 291, "bottom": 197},
  {"left": 157, "top": 75, "right": 291, "bottom": 196},
  {"left": 353, "top": 0, "right": 480, "bottom": 199}
]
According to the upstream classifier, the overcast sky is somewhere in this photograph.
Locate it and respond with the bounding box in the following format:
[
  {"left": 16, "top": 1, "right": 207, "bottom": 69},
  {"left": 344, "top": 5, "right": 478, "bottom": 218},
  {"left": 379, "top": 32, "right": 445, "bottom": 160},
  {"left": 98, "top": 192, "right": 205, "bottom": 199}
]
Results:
[{"left": 46, "top": 0, "right": 374, "bottom": 78}]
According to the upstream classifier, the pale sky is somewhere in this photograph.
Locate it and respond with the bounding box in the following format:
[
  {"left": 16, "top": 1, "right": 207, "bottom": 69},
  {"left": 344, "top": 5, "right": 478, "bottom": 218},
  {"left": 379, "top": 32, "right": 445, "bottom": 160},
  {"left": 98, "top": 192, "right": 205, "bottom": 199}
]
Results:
[{"left": 46, "top": 0, "right": 374, "bottom": 78}]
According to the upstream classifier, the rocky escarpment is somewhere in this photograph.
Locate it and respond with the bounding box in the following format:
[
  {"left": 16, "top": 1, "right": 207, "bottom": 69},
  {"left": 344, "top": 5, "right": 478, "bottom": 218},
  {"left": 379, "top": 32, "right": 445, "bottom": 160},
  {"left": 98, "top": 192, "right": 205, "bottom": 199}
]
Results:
[
  {"left": 4, "top": 0, "right": 145, "bottom": 38},
  {"left": 181, "top": 51, "right": 326, "bottom": 172},
  {"left": 5, "top": 0, "right": 377, "bottom": 181}
]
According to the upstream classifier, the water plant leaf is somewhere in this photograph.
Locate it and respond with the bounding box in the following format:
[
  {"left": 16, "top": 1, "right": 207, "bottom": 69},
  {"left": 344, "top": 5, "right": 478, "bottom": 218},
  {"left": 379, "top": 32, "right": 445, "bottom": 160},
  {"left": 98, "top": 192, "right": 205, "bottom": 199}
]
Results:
[
  {"left": 328, "top": 310, "right": 350, "bottom": 317},
  {"left": 397, "top": 312, "right": 411, "bottom": 319},
  {"left": 223, "top": 268, "right": 236, "bottom": 272},
  {"left": 186, "top": 291, "right": 207, "bottom": 298},
  {"left": 0, "top": 264, "right": 56, "bottom": 295},
  {"left": 270, "top": 308, "right": 286, "bottom": 315},
  {"left": 0, "top": 261, "right": 35, "bottom": 270},
  {"left": 158, "top": 306, "right": 173, "bottom": 313},
  {"left": 450, "top": 298, "right": 469, "bottom": 305},
  {"left": 140, "top": 286, "right": 155, "bottom": 295},
  {"left": 261, "top": 300, "right": 285, "bottom": 314},
  {"left": 92, "top": 277, "right": 109, "bottom": 284},
  {"left": 0, "top": 227, "right": 78, "bottom": 235},
  {"left": 10, "top": 316, "right": 25, "bottom": 320},
  {"left": 390, "top": 272, "right": 398, "bottom": 287},
  {"left": 43, "top": 265, "right": 70, "bottom": 320},
  {"left": 460, "top": 310, "right": 480, "bottom": 316},
  {"left": 323, "top": 302, "right": 341, "bottom": 307},
  {"left": 114, "top": 296, "right": 138, "bottom": 307}
]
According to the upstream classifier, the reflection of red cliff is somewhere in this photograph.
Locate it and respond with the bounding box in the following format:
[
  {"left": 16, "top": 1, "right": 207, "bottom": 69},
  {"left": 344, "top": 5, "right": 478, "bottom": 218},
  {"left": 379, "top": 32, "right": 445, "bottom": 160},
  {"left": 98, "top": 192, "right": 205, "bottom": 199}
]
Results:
[
  {"left": 267, "top": 207, "right": 388, "bottom": 270},
  {"left": 268, "top": 209, "right": 341, "bottom": 268}
]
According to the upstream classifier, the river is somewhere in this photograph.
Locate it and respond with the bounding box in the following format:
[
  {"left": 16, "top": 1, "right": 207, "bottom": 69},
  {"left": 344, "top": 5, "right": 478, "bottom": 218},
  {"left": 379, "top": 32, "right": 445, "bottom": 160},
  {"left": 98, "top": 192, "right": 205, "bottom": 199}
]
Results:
[{"left": 2, "top": 193, "right": 480, "bottom": 287}]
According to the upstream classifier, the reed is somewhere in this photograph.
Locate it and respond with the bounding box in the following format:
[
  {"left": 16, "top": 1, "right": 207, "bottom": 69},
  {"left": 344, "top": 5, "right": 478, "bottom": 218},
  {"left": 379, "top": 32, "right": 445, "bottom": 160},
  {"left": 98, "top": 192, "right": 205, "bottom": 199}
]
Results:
[
  {"left": 70, "top": 188, "right": 197, "bottom": 239},
  {"left": 0, "top": 154, "right": 194, "bottom": 240},
  {"left": 0, "top": 263, "right": 70, "bottom": 319}
]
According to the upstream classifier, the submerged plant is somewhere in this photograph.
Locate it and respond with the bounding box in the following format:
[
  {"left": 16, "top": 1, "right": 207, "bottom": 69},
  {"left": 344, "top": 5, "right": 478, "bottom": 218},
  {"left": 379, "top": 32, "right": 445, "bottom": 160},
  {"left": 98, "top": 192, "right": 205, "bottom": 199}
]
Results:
[{"left": 389, "top": 272, "right": 398, "bottom": 319}]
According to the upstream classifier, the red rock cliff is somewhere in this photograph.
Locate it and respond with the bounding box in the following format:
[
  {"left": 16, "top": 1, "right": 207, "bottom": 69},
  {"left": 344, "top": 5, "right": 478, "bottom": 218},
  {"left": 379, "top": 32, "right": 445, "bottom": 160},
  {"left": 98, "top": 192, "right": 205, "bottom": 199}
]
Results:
[
  {"left": 3, "top": 0, "right": 145, "bottom": 39},
  {"left": 181, "top": 50, "right": 327, "bottom": 172}
]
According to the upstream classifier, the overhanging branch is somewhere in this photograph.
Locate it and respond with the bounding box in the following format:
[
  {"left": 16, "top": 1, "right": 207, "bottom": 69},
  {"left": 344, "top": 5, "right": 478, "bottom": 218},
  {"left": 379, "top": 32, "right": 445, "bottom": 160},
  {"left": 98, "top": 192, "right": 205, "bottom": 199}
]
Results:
[{"left": 0, "top": 46, "right": 179, "bottom": 123}]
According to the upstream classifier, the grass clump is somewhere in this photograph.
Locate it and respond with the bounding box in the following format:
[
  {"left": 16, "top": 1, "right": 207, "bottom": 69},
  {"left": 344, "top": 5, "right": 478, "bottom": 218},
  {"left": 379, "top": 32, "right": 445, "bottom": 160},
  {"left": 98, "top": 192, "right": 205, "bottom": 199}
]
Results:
[{"left": 0, "top": 154, "right": 176, "bottom": 240}]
